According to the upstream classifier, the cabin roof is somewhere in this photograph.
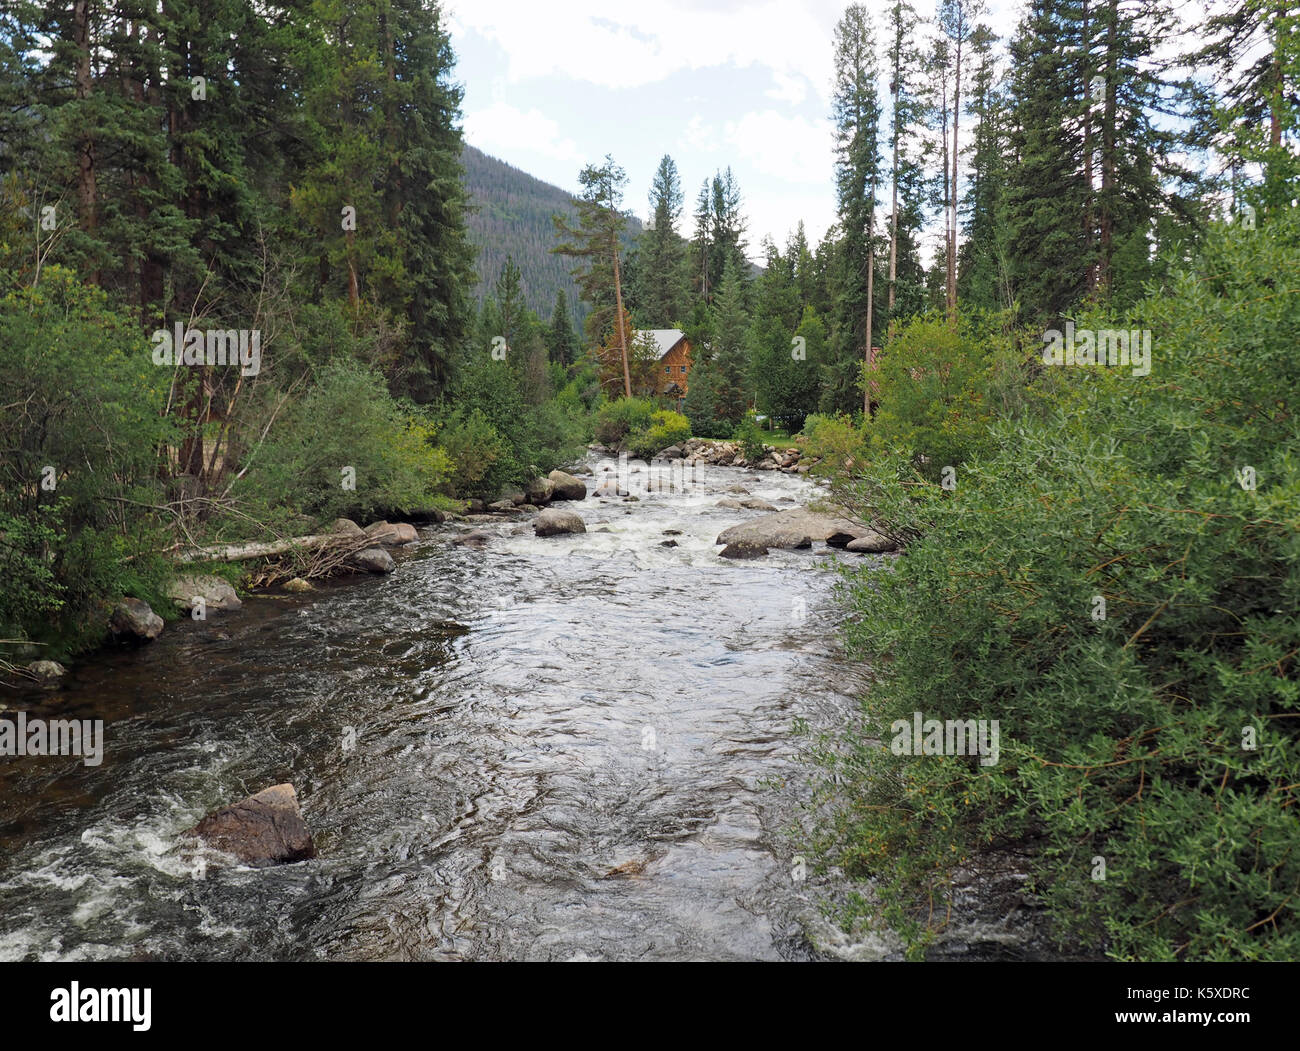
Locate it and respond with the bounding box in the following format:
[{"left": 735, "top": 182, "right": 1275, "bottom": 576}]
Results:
[{"left": 638, "top": 328, "right": 687, "bottom": 360}]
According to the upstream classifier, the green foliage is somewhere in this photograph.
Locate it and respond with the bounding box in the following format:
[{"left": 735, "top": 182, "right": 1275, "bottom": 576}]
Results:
[
  {"left": 626, "top": 409, "right": 691, "bottom": 461},
  {"left": 685, "top": 258, "right": 751, "bottom": 437},
  {"left": 866, "top": 311, "right": 1011, "bottom": 480},
  {"left": 814, "top": 212, "right": 1300, "bottom": 961},
  {"left": 594, "top": 396, "right": 656, "bottom": 448},
  {"left": 800, "top": 413, "right": 869, "bottom": 477},
  {"left": 0, "top": 267, "right": 176, "bottom": 654},
  {"left": 436, "top": 408, "right": 516, "bottom": 500},
  {"left": 236, "top": 361, "right": 450, "bottom": 522},
  {"left": 731, "top": 417, "right": 767, "bottom": 463}
]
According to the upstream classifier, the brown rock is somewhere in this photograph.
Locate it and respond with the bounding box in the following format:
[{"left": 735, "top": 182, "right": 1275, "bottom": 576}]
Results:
[
  {"left": 547, "top": 470, "right": 588, "bottom": 501},
  {"left": 186, "top": 784, "right": 316, "bottom": 867},
  {"left": 364, "top": 521, "right": 418, "bottom": 546},
  {"left": 534, "top": 507, "right": 586, "bottom": 537},
  {"left": 719, "top": 539, "right": 771, "bottom": 560}
]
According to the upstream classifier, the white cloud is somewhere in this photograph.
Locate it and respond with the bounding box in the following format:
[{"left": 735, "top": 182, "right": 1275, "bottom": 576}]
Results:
[
  {"left": 724, "top": 110, "right": 831, "bottom": 186},
  {"left": 447, "top": 0, "right": 837, "bottom": 99},
  {"left": 681, "top": 115, "right": 719, "bottom": 154},
  {"left": 462, "top": 102, "right": 583, "bottom": 165},
  {"left": 765, "top": 70, "right": 810, "bottom": 106}
]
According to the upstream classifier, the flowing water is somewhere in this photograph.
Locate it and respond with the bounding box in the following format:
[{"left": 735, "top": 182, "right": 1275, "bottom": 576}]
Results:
[{"left": 0, "top": 456, "right": 903, "bottom": 961}]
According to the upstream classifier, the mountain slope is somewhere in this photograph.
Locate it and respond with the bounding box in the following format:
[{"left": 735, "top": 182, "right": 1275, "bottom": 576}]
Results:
[{"left": 461, "top": 144, "right": 642, "bottom": 324}]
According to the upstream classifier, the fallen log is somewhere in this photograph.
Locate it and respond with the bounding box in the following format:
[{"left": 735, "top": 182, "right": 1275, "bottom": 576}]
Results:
[{"left": 176, "top": 533, "right": 342, "bottom": 564}]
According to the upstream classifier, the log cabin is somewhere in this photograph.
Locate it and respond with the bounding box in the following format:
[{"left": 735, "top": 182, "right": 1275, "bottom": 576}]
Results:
[{"left": 641, "top": 329, "right": 692, "bottom": 412}]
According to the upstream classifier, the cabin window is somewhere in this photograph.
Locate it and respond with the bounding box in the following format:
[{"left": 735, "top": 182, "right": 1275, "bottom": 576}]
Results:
[
  {"left": 664, "top": 366, "right": 671, "bottom": 374},
  {"left": 679, "top": 365, "right": 687, "bottom": 373}
]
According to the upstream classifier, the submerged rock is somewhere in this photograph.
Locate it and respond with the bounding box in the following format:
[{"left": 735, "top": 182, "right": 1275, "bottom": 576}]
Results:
[
  {"left": 186, "top": 783, "right": 316, "bottom": 867},
  {"left": 452, "top": 529, "right": 492, "bottom": 549},
  {"left": 534, "top": 508, "right": 586, "bottom": 537},
  {"left": 350, "top": 547, "right": 395, "bottom": 573},
  {"left": 27, "top": 660, "right": 67, "bottom": 686},
  {"left": 109, "top": 598, "right": 163, "bottom": 642},
  {"left": 719, "top": 539, "right": 771, "bottom": 560}
]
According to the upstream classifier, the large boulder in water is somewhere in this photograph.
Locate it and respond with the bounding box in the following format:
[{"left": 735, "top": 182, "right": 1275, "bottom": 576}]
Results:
[
  {"left": 350, "top": 547, "right": 395, "bottom": 573},
  {"left": 525, "top": 476, "right": 555, "bottom": 504},
  {"left": 719, "top": 539, "right": 770, "bottom": 560},
  {"left": 547, "top": 469, "right": 588, "bottom": 501},
  {"left": 534, "top": 507, "right": 586, "bottom": 537},
  {"left": 109, "top": 598, "right": 163, "bottom": 642},
  {"left": 846, "top": 531, "right": 899, "bottom": 553},
  {"left": 364, "top": 521, "right": 418, "bottom": 546},
  {"left": 716, "top": 508, "right": 870, "bottom": 550},
  {"left": 186, "top": 783, "right": 316, "bottom": 866},
  {"left": 167, "top": 574, "right": 241, "bottom": 613}
]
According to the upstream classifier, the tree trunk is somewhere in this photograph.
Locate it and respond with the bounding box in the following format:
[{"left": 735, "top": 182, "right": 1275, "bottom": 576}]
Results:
[
  {"left": 889, "top": 43, "right": 900, "bottom": 314},
  {"left": 947, "top": 36, "right": 961, "bottom": 324},
  {"left": 1098, "top": 0, "right": 1117, "bottom": 295},
  {"left": 1082, "top": 0, "right": 1096, "bottom": 294},
  {"left": 73, "top": 0, "right": 98, "bottom": 285},
  {"left": 613, "top": 234, "right": 631, "bottom": 398},
  {"left": 864, "top": 248, "right": 874, "bottom": 417}
]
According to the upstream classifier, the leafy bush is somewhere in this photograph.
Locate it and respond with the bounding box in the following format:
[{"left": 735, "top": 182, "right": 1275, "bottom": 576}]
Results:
[
  {"left": 236, "top": 360, "right": 450, "bottom": 522},
  {"left": 594, "top": 397, "right": 656, "bottom": 447},
  {"left": 626, "top": 410, "right": 690, "bottom": 461},
  {"left": 731, "top": 417, "right": 767, "bottom": 462},
  {"left": 813, "top": 213, "right": 1300, "bottom": 961},
  {"left": 0, "top": 267, "right": 176, "bottom": 655},
  {"left": 800, "top": 413, "right": 868, "bottom": 477},
  {"left": 865, "top": 312, "right": 1015, "bottom": 481}
]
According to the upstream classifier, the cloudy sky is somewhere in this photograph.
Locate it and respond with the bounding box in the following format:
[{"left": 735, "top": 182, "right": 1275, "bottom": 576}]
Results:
[{"left": 446, "top": 0, "right": 1031, "bottom": 263}]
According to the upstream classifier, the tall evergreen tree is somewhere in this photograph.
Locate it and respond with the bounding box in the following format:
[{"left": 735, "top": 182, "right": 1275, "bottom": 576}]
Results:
[
  {"left": 545, "top": 289, "right": 579, "bottom": 368},
  {"left": 636, "top": 154, "right": 689, "bottom": 326},
  {"left": 684, "top": 257, "right": 750, "bottom": 436},
  {"left": 827, "top": 2, "right": 884, "bottom": 415},
  {"left": 553, "top": 155, "right": 633, "bottom": 396}
]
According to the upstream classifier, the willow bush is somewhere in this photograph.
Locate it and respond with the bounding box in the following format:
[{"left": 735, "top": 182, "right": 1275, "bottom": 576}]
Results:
[{"left": 815, "top": 212, "right": 1300, "bottom": 961}]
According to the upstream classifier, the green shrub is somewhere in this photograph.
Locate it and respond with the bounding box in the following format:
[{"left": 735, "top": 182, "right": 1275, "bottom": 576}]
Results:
[
  {"left": 813, "top": 212, "right": 1300, "bottom": 961},
  {"left": 436, "top": 409, "right": 517, "bottom": 499},
  {"left": 235, "top": 360, "right": 450, "bottom": 522},
  {"left": 626, "top": 409, "right": 691, "bottom": 461},
  {"left": 0, "top": 267, "right": 176, "bottom": 655},
  {"left": 800, "top": 413, "right": 868, "bottom": 477},
  {"left": 731, "top": 417, "right": 767, "bottom": 462},
  {"left": 594, "top": 396, "right": 656, "bottom": 447}
]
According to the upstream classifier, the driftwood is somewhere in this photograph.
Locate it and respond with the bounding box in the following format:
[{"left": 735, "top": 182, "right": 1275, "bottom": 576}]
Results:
[
  {"left": 177, "top": 532, "right": 340, "bottom": 564},
  {"left": 178, "top": 530, "right": 376, "bottom": 587}
]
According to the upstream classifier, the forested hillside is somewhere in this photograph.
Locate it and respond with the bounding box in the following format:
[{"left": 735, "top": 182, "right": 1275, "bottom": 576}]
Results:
[{"left": 462, "top": 144, "right": 641, "bottom": 324}]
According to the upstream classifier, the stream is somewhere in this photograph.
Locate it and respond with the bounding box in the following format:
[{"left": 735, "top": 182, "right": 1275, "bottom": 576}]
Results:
[{"left": 0, "top": 456, "right": 898, "bottom": 961}]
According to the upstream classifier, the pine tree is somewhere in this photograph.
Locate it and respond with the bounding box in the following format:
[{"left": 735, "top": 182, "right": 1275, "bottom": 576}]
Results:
[
  {"left": 636, "top": 154, "right": 689, "bottom": 326},
  {"left": 546, "top": 290, "right": 579, "bottom": 368},
  {"left": 685, "top": 258, "right": 749, "bottom": 436},
  {"left": 553, "top": 155, "right": 633, "bottom": 396},
  {"left": 827, "top": 2, "right": 883, "bottom": 415},
  {"left": 957, "top": 22, "right": 1011, "bottom": 310}
]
